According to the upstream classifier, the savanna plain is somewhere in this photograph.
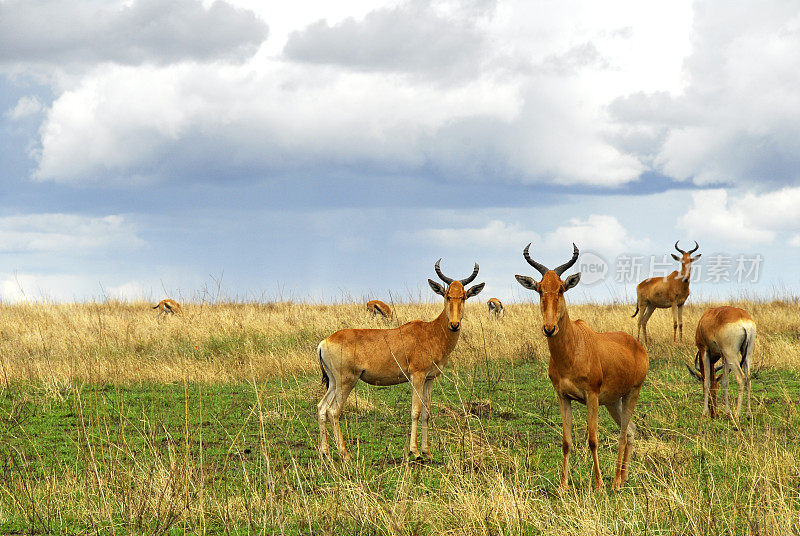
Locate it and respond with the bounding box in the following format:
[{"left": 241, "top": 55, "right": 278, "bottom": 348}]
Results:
[{"left": 1, "top": 299, "right": 799, "bottom": 535}]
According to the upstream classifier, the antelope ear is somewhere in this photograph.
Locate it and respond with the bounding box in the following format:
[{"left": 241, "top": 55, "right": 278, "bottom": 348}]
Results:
[
  {"left": 515, "top": 275, "right": 539, "bottom": 291},
  {"left": 671, "top": 253, "right": 681, "bottom": 261},
  {"left": 563, "top": 272, "right": 581, "bottom": 291},
  {"left": 466, "top": 282, "right": 485, "bottom": 299},
  {"left": 428, "top": 279, "right": 446, "bottom": 297},
  {"left": 691, "top": 254, "right": 702, "bottom": 261}
]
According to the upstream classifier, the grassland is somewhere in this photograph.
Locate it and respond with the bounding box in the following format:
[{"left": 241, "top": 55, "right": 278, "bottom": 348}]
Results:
[{"left": 1, "top": 299, "right": 800, "bottom": 534}]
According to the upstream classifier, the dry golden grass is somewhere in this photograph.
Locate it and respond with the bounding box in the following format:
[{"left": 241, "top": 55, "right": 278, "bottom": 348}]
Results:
[{"left": 0, "top": 298, "right": 796, "bottom": 386}]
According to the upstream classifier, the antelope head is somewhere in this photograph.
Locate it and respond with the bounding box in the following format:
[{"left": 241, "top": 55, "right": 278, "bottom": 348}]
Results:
[
  {"left": 428, "top": 260, "right": 485, "bottom": 332},
  {"left": 672, "top": 240, "right": 701, "bottom": 279},
  {"left": 515, "top": 244, "right": 581, "bottom": 338}
]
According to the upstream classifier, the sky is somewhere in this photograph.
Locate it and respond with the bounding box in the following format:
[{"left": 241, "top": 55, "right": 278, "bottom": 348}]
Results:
[{"left": 1, "top": 0, "right": 800, "bottom": 304}]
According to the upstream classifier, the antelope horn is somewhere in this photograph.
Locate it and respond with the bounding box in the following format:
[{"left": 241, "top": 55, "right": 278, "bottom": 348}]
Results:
[
  {"left": 675, "top": 241, "right": 686, "bottom": 254},
  {"left": 434, "top": 259, "right": 454, "bottom": 285},
  {"left": 688, "top": 240, "right": 699, "bottom": 254},
  {"left": 523, "top": 243, "right": 549, "bottom": 276},
  {"left": 554, "top": 243, "right": 580, "bottom": 276},
  {"left": 460, "top": 263, "right": 480, "bottom": 286}
]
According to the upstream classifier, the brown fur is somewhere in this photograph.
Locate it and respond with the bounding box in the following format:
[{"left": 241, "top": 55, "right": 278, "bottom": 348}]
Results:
[
  {"left": 517, "top": 250, "right": 648, "bottom": 491},
  {"left": 633, "top": 242, "right": 701, "bottom": 344},
  {"left": 317, "top": 265, "right": 484, "bottom": 460},
  {"left": 366, "top": 299, "right": 393, "bottom": 319},
  {"left": 487, "top": 298, "right": 503, "bottom": 320},
  {"left": 691, "top": 306, "right": 756, "bottom": 420},
  {"left": 153, "top": 299, "right": 183, "bottom": 318}
]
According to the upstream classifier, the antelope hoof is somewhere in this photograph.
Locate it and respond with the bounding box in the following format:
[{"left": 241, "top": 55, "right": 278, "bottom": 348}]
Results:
[{"left": 594, "top": 481, "right": 605, "bottom": 492}]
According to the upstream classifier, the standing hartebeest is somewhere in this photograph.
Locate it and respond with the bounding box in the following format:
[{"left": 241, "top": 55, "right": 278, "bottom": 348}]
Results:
[
  {"left": 153, "top": 299, "right": 183, "bottom": 319},
  {"left": 686, "top": 306, "right": 756, "bottom": 420},
  {"left": 366, "top": 299, "right": 393, "bottom": 320},
  {"left": 317, "top": 260, "right": 484, "bottom": 461},
  {"left": 487, "top": 298, "right": 503, "bottom": 320},
  {"left": 515, "top": 243, "right": 648, "bottom": 490},
  {"left": 633, "top": 241, "right": 701, "bottom": 344}
]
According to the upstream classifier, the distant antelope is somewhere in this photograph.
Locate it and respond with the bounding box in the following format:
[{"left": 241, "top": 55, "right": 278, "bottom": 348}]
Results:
[
  {"left": 686, "top": 306, "right": 756, "bottom": 420},
  {"left": 366, "top": 299, "right": 393, "bottom": 320},
  {"left": 153, "top": 299, "right": 183, "bottom": 319},
  {"left": 633, "top": 241, "right": 701, "bottom": 344},
  {"left": 487, "top": 298, "right": 503, "bottom": 320},
  {"left": 317, "top": 260, "right": 484, "bottom": 461},
  {"left": 516, "top": 243, "right": 648, "bottom": 490}
]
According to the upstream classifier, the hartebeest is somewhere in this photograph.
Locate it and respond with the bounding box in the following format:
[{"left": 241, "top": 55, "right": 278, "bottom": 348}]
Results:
[
  {"left": 516, "top": 244, "right": 648, "bottom": 490},
  {"left": 317, "top": 260, "right": 484, "bottom": 460},
  {"left": 633, "top": 241, "right": 701, "bottom": 344},
  {"left": 153, "top": 299, "right": 183, "bottom": 319},
  {"left": 487, "top": 298, "right": 503, "bottom": 320},
  {"left": 366, "top": 299, "right": 393, "bottom": 320},
  {"left": 686, "top": 306, "right": 756, "bottom": 420}
]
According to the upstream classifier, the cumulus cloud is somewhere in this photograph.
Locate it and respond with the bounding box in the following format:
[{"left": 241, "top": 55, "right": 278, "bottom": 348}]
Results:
[
  {"left": 610, "top": 0, "right": 800, "bottom": 186},
  {"left": 283, "top": 0, "right": 492, "bottom": 80},
  {"left": 5, "top": 96, "right": 43, "bottom": 120},
  {"left": 543, "top": 214, "right": 651, "bottom": 254},
  {"left": 0, "top": 0, "right": 268, "bottom": 67},
  {"left": 412, "top": 214, "right": 647, "bottom": 256},
  {"left": 677, "top": 188, "right": 800, "bottom": 246},
  {"left": 412, "top": 220, "right": 540, "bottom": 250},
  {"left": 0, "top": 214, "right": 145, "bottom": 253}
]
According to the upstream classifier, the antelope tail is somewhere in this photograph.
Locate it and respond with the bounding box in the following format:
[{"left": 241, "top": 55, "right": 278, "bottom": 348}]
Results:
[
  {"left": 318, "top": 344, "right": 329, "bottom": 390},
  {"left": 740, "top": 324, "right": 756, "bottom": 373},
  {"left": 632, "top": 303, "right": 639, "bottom": 318},
  {"left": 152, "top": 304, "right": 160, "bottom": 309}
]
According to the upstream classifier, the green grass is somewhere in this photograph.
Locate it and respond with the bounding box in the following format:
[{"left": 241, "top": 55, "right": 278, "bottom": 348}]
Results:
[{"left": 2, "top": 353, "right": 800, "bottom": 534}]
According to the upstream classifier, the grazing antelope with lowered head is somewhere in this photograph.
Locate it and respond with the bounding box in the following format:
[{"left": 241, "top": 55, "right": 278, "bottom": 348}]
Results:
[
  {"left": 317, "top": 260, "right": 484, "bottom": 461},
  {"left": 516, "top": 244, "right": 648, "bottom": 490},
  {"left": 153, "top": 299, "right": 183, "bottom": 319},
  {"left": 366, "top": 299, "right": 393, "bottom": 320},
  {"left": 686, "top": 306, "right": 756, "bottom": 420},
  {"left": 487, "top": 298, "right": 503, "bottom": 320},
  {"left": 632, "top": 241, "right": 701, "bottom": 344}
]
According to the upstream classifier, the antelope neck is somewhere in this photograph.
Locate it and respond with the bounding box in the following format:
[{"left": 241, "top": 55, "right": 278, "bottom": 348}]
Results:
[{"left": 546, "top": 309, "right": 578, "bottom": 367}]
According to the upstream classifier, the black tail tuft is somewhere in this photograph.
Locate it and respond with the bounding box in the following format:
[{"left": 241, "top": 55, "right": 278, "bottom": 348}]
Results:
[
  {"left": 739, "top": 326, "right": 750, "bottom": 371},
  {"left": 319, "top": 347, "right": 329, "bottom": 389},
  {"left": 632, "top": 304, "right": 639, "bottom": 318},
  {"left": 152, "top": 304, "right": 159, "bottom": 309}
]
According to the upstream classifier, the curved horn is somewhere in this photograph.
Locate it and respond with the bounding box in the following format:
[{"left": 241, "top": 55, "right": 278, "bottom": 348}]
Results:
[
  {"left": 674, "top": 241, "right": 686, "bottom": 254},
  {"left": 460, "top": 263, "right": 480, "bottom": 286},
  {"left": 554, "top": 243, "right": 580, "bottom": 276},
  {"left": 523, "top": 243, "right": 549, "bottom": 276},
  {"left": 688, "top": 240, "right": 699, "bottom": 254},
  {"left": 434, "top": 259, "right": 454, "bottom": 285}
]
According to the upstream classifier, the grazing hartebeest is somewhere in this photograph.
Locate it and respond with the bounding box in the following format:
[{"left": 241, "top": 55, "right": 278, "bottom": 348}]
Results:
[
  {"left": 516, "top": 243, "right": 648, "bottom": 490},
  {"left": 487, "top": 298, "right": 503, "bottom": 320},
  {"left": 153, "top": 299, "right": 183, "bottom": 319},
  {"left": 686, "top": 306, "right": 756, "bottom": 420},
  {"left": 366, "top": 299, "right": 393, "bottom": 319},
  {"left": 317, "top": 260, "right": 484, "bottom": 461},
  {"left": 632, "top": 241, "right": 701, "bottom": 344}
]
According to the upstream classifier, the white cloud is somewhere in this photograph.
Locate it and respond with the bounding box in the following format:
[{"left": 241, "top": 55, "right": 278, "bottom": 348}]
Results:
[
  {"left": 677, "top": 187, "right": 800, "bottom": 246},
  {"left": 0, "top": 214, "right": 145, "bottom": 253},
  {"left": 5, "top": 96, "right": 43, "bottom": 120},
  {"left": 543, "top": 214, "right": 651, "bottom": 254},
  {"left": 0, "top": 273, "right": 99, "bottom": 302},
  {"left": 411, "top": 214, "right": 647, "bottom": 257},
  {"left": 0, "top": 0, "right": 267, "bottom": 66},
  {"left": 24, "top": 0, "right": 696, "bottom": 188},
  {"left": 611, "top": 0, "right": 800, "bottom": 187},
  {"left": 411, "top": 219, "right": 540, "bottom": 250}
]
